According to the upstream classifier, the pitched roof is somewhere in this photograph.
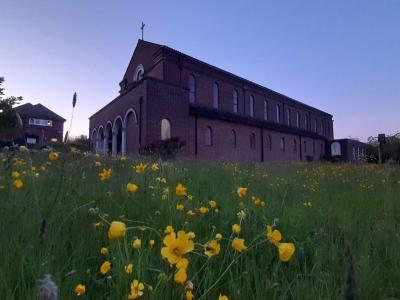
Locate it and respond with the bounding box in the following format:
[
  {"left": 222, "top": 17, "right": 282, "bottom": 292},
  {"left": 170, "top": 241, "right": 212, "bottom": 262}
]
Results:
[{"left": 15, "top": 103, "right": 66, "bottom": 122}]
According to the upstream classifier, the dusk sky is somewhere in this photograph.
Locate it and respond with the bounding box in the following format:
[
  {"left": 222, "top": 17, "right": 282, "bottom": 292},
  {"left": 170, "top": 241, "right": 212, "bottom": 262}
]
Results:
[{"left": 1, "top": 0, "right": 399, "bottom": 142}]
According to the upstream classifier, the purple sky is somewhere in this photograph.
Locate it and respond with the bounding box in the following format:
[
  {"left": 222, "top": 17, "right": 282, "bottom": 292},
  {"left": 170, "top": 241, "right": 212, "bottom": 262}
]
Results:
[{"left": 1, "top": 1, "right": 399, "bottom": 142}]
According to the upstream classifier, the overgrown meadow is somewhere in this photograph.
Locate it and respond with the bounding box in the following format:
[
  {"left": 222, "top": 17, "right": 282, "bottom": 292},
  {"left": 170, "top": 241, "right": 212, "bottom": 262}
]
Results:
[{"left": 1, "top": 148, "right": 400, "bottom": 299}]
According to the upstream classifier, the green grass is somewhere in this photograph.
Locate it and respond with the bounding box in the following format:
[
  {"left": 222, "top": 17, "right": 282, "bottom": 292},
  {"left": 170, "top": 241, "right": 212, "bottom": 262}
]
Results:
[{"left": 1, "top": 150, "right": 400, "bottom": 299}]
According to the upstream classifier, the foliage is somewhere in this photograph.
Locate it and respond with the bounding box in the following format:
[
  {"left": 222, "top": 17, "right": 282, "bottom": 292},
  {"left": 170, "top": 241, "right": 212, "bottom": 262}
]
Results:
[
  {"left": 141, "top": 137, "right": 185, "bottom": 159},
  {"left": 0, "top": 152, "right": 400, "bottom": 299},
  {"left": 367, "top": 133, "right": 400, "bottom": 163},
  {"left": 0, "top": 77, "right": 23, "bottom": 131}
]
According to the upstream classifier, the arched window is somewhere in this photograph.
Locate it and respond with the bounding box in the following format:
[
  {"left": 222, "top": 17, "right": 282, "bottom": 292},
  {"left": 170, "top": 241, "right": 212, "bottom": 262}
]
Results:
[
  {"left": 276, "top": 104, "right": 281, "bottom": 123},
  {"left": 296, "top": 111, "right": 300, "bottom": 128},
  {"left": 281, "top": 137, "right": 285, "bottom": 151},
  {"left": 213, "top": 82, "right": 219, "bottom": 109},
  {"left": 231, "top": 130, "right": 237, "bottom": 148},
  {"left": 134, "top": 64, "right": 144, "bottom": 82},
  {"left": 161, "top": 119, "right": 171, "bottom": 140},
  {"left": 188, "top": 74, "right": 196, "bottom": 103},
  {"left": 249, "top": 95, "right": 255, "bottom": 117},
  {"left": 293, "top": 139, "right": 297, "bottom": 152},
  {"left": 205, "top": 126, "right": 213, "bottom": 146},
  {"left": 250, "top": 133, "right": 256, "bottom": 149},
  {"left": 287, "top": 108, "right": 291, "bottom": 126},
  {"left": 264, "top": 100, "right": 268, "bottom": 120},
  {"left": 268, "top": 135, "right": 272, "bottom": 150},
  {"left": 233, "top": 89, "right": 239, "bottom": 113}
]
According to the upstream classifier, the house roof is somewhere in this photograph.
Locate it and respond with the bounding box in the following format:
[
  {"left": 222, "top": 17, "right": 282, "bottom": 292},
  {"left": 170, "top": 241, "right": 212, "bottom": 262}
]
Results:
[{"left": 15, "top": 103, "right": 66, "bottom": 122}]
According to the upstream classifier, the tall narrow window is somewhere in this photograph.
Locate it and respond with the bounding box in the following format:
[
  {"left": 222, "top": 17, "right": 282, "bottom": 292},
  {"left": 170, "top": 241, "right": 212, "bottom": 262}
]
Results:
[
  {"left": 304, "top": 141, "right": 307, "bottom": 153},
  {"left": 314, "top": 119, "right": 317, "bottom": 133},
  {"left": 293, "top": 139, "right": 297, "bottom": 152},
  {"left": 250, "top": 133, "right": 256, "bottom": 149},
  {"left": 296, "top": 111, "right": 300, "bottom": 128},
  {"left": 233, "top": 89, "right": 239, "bottom": 113},
  {"left": 320, "top": 121, "right": 323, "bottom": 135},
  {"left": 305, "top": 113, "right": 309, "bottom": 130},
  {"left": 205, "top": 126, "right": 213, "bottom": 146},
  {"left": 264, "top": 100, "right": 268, "bottom": 120},
  {"left": 161, "top": 119, "right": 171, "bottom": 140},
  {"left": 188, "top": 74, "right": 196, "bottom": 103},
  {"left": 281, "top": 137, "right": 285, "bottom": 151},
  {"left": 287, "top": 108, "right": 291, "bottom": 126},
  {"left": 268, "top": 135, "right": 272, "bottom": 150},
  {"left": 249, "top": 95, "right": 255, "bottom": 117},
  {"left": 213, "top": 82, "right": 219, "bottom": 109},
  {"left": 352, "top": 146, "right": 356, "bottom": 159},
  {"left": 313, "top": 141, "right": 316, "bottom": 153},
  {"left": 231, "top": 130, "right": 237, "bottom": 148},
  {"left": 276, "top": 104, "right": 281, "bottom": 123}
]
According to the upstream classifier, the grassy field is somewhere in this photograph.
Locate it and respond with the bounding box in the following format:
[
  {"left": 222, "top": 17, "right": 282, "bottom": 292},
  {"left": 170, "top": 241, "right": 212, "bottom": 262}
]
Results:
[{"left": 1, "top": 149, "right": 400, "bottom": 300}]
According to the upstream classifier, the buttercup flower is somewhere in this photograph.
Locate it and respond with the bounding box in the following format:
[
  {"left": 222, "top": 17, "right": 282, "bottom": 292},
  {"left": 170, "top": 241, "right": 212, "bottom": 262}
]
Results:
[
  {"left": 161, "top": 231, "right": 194, "bottom": 265},
  {"left": 266, "top": 225, "right": 282, "bottom": 246},
  {"left": 231, "top": 238, "right": 247, "bottom": 253},
  {"left": 134, "top": 163, "right": 147, "bottom": 173},
  {"left": 74, "top": 284, "right": 86, "bottom": 296},
  {"left": 278, "top": 242, "right": 296, "bottom": 262},
  {"left": 176, "top": 258, "right": 189, "bottom": 270},
  {"left": 132, "top": 239, "right": 142, "bottom": 249},
  {"left": 209, "top": 200, "right": 217, "bottom": 208},
  {"left": 174, "top": 268, "right": 187, "bottom": 284},
  {"left": 199, "top": 206, "right": 209, "bottom": 214},
  {"left": 176, "top": 204, "right": 184, "bottom": 211},
  {"left": 236, "top": 187, "right": 248, "bottom": 197},
  {"left": 215, "top": 233, "right": 223, "bottom": 241},
  {"left": 125, "top": 263, "right": 134, "bottom": 274},
  {"left": 176, "top": 183, "right": 187, "bottom": 197},
  {"left": 204, "top": 240, "right": 220, "bottom": 257},
  {"left": 219, "top": 294, "right": 229, "bottom": 300},
  {"left": 108, "top": 221, "right": 126, "bottom": 239},
  {"left": 187, "top": 232, "right": 196, "bottom": 240},
  {"left": 186, "top": 290, "right": 194, "bottom": 300},
  {"left": 151, "top": 163, "right": 159, "bottom": 171},
  {"left": 48, "top": 152, "right": 58, "bottom": 161},
  {"left": 127, "top": 183, "right": 139, "bottom": 193},
  {"left": 149, "top": 240, "right": 155, "bottom": 246},
  {"left": 128, "top": 279, "right": 144, "bottom": 299},
  {"left": 99, "top": 168, "right": 112, "bottom": 181},
  {"left": 11, "top": 171, "right": 20, "bottom": 179},
  {"left": 164, "top": 225, "right": 174, "bottom": 234},
  {"left": 100, "top": 261, "right": 111, "bottom": 275},
  {"left": 186, "top": 210, "right": 195, "bottom": 216},
  {"left": 14, "top": 179, "right": 23, "bottom": 189},
  {"left": 232, "top": 224, "right": 241, "bottom": 233},
  {"left": 95, "top": 161, "right": 101, "bottom": 167},
  {"left": 100, "top": 247, "right": 108, "bottom": 255}
]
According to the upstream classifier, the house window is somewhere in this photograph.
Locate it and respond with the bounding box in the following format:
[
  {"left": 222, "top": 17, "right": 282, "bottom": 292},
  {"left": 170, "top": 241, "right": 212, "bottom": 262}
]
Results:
[
  {"left": 233, "top": 89, "right": 239, "bottom": 113},
  {"left": 188, "top": 74, "right": 196, "bottom": 103},
  {"left": 205, "top": 126, "right": 213, "bottom": 146},
  {"left": 281, "top": 137, "right": 285, "bottom": 151},
  {"left": 305, "top": 113, "right": 309, "bottom": 130},
  {"left": 268, "top": 135, "right": 272, "bottom": 150},
  {"left": 231, "top": 130, "right": 237, "bottom": 148},
  {"left": 276, "top": 104, "right": 281, "bottom": 123},
  {"left": 296, "top": 111, "right": 300, "bottom": 128},
  {"left": 250, "top": 133, "right": 256, "bottom": 149},
  {"left": 26, "top": 137, "right": 37, "bottom": 144},
  {"left": 293, "top": 139, "right": 297, "bottom": 152},
  {"left": 264, "top": 100, "right": 268, "bottom": 120},
  {"left": 213, "top": 82, "right": 219, "bottom": 109},
  {"left": 161, "top": 119, "right": 171, "bottom": 140},
  {"left": 29, "top": 118, "right": 53, "bottom": 127},
  {"left": 249, "top": 95, "right": 255, "bottom": 117},
  {"left": 287, "top": 108, "right": 291, "bottom": 126},
  {"left": 314, "top": 119, "right": 317, "bottom": 133}
]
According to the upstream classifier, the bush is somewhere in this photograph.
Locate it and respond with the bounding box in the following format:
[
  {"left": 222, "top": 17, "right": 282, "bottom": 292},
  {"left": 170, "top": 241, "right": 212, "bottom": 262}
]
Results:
[{"left": 140, "top": 137, "right": 185, "bottom": 159}]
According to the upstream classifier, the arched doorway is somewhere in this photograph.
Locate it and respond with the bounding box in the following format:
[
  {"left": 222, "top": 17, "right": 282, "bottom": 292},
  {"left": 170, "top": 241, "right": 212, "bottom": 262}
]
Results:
[
  {"left": 105, "top": 122, "right": 113, "bottom": 155},
  {"left": 124, "top": 109, "right": 139, "bottom": 155},
  {"left": 91, "top": 129, "right": 97, "bottom": 152},
  {"left": 112, "top": 117, "right": 123, "bottom": 155},
  {"left": 98, "top": 126, "right": 104, "bottom": 153}
]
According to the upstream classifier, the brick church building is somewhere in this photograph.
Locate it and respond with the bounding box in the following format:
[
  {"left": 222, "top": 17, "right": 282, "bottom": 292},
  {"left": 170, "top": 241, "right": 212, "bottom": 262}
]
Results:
[{"left": 89, "top": 40, "right": 333, "bottom": 162}]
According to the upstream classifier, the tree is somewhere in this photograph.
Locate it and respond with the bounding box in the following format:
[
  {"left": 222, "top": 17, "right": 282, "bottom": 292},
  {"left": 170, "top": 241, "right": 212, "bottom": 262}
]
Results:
[
  {"left": 0, "top": 77, "right": 23, "bottom": 130},
  {"left": 367, "top": 133, "right": 400, "bottom": 163}
]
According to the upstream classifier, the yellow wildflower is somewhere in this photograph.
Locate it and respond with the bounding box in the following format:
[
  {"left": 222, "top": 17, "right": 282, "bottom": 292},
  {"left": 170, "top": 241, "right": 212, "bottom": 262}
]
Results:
[
  {"left": 100, "top": 261, "right": 111, "bottom": 275},
  {"left": 95, "top": 161, "right": 101, "bottom": 167},
  {"left": 134, "top": 163, "right": 147, "bottom": 173},
  {"left": 174, "top": 268, "right": 187, "bottom": 285},
  {"left": 186, "top": 210, "right": 195, "bottom": 216},
  {"left": 100, "top": 247, "right": 108, "bottom": 255},
  {"left": 176, "top": 204, "right": 184, "bottom": 211},
  {"left": 11, "top": 171, "right": 20, "bottom": 178},
  {"left": 128, "top": 279, "right": 145, "bottom": 299},
  {"left": 99, "top": 168, "right": 112, "bottom": 181},
  {"left": 278, "top": 242, "right": 296, "bottom": 262},
  {"left": 149, "top": 239, "right": 155, "bottom": 247},
  {"left": 48, "top": 152, "right": 58, "bottom": 161},
  {"left": 132, "top": 238, "right": 142, "bottom": 249},
  {"left": 125, "top": 263, "right": 134, "bottom": 274},
  {"left": 164, "top": 225, "right": 174, "bottom": 234},
  {"left": 161, "top": 231, "right": 194, "bottom": 265},
  {"left": 176, "top": 258, "right": 189, "bottom": 270},
  {"left": 151, "top": 163, "right": 159, "bottom": 171},
  {"left": 108, "top": 221, "right": 126, "bottom": 239},
  {"left": 231, "top": 238, "right": 247, "bottom": 253},
  {"left": 215, "top": 233, "right": 222, "bottom": 241},
  {"left": 209, "top": 200, "right": 217, "bottom": 208},
  {"left": 187, "top": 232, "right": 196, "bottom": 240},
  {"left": 70, "top": 147, "right": 78, "bottom": 154},
  {"left": 266, "top": 225, "right": 282, "bottom": 246},
  {"left": 219, "top": 294, "right": 229, "bottom": 300},
  {"left": 186, "top": 290, "right": 194, "bottom": 300},
  {"left": 127, "top": 183, "right": 139, "bottom": 193},
  {"left": 204, "top": 240, "right": 220, "bottom": 257},
  {"left": 303, "top": 201, "right": 312, "bottom": 208},
  {"left": 199, "top": 206, "right": 209, "bottom": 214},
  {"left": 231, "top": 224, "right": 241, "bottom": 233},
  {"left": 176, "top": 183, "right": 187, "bottom": 197},
  {"left": 74, "top": 284, "right": 86, "bottom": 296},
  {"left": 14, "top": 179, "right": 23, "bottom": 189},
  {"left": 236, "top": 187, "right": 248, "bottom": 198}
]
